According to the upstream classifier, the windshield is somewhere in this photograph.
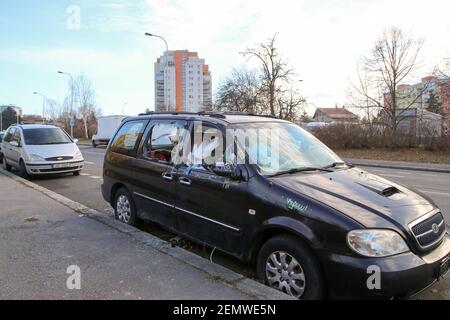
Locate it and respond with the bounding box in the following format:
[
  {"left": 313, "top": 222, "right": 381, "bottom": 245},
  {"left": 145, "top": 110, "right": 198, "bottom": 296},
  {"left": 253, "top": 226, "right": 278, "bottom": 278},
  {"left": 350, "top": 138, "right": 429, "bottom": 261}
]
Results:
[
  {"left": 230, "top": 122, "right": 342, "bottom": 176},
  {"left": 23, "top": 128, "right": 72, "bottom": 145}
]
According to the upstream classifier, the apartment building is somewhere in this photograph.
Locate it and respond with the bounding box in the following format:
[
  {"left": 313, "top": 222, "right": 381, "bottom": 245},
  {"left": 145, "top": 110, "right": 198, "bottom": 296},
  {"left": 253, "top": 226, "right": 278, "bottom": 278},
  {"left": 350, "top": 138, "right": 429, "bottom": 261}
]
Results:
[{"left": 154, "top": 50, "right": 212, "bottom": 113}]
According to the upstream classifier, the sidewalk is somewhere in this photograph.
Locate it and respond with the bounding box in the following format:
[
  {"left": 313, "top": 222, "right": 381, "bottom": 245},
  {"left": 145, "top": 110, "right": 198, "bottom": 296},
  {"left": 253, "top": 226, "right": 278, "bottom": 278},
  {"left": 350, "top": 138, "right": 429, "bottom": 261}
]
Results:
[
  {"left": 0, "top": 170, "right": 288, "bottom": 300},
  {"left": 343, "top": 158, "right": 450, "bottom": 173}
]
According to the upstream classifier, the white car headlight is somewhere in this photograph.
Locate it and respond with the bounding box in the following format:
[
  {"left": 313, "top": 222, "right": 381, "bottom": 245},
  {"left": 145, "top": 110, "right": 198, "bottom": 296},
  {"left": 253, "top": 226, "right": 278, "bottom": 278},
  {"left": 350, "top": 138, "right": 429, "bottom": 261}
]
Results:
[
  {"left": 347, "top": 229, "right": 409, "bottom": 258},
  {"left": 27, "top": 154, "right": 45, "bottom": 162},
  {"left": 74, "top": 150, "right": 83, "bottom": 160}
]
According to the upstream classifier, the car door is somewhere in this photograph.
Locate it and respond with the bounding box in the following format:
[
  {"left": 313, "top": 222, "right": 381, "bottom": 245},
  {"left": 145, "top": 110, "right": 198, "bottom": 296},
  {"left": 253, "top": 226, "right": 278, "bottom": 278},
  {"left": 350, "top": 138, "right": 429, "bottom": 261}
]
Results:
[
  {"left": 1, "top": 127, "right": 14, "bottom": 162},
  {"left": 174, "top": 121, "right": 250, "bottom": 257},
  {"left": 131, "top": 119, "right": 189, "bottom": 230},
  {"left": 9, "top": 128, "right": 23, "bottom": 166}
]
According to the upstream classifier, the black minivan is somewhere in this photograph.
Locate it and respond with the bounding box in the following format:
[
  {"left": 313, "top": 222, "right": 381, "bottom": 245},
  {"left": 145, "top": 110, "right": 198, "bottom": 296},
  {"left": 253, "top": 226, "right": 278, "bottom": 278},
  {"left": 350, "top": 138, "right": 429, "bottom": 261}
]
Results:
[{"left": 101, "top": 112, "right": 449, "bottom": 299}]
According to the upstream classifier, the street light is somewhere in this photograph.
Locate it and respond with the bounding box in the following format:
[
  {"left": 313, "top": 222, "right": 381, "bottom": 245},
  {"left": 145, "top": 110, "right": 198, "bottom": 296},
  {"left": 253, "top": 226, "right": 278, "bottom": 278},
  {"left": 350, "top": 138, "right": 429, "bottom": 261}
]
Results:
[
  {"left": 33, "top": 92, "right": 46, "bottom": 124},
  {"left": 144, "top": 33, "right": 168, "bottom": 52},
  {"left": 145, "top": 32, "right": 169, "bottom": 111},
  {"left": 58, "top": 70, "right": 75, "bottom": 137}
]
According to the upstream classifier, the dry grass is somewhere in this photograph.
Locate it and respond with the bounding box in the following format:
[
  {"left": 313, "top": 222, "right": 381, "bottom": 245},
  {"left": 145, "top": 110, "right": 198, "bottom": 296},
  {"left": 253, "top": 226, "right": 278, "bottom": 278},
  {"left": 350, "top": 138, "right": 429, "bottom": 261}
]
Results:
[{"left": 337, "top": 148, "right": 450, "bottom": 164}]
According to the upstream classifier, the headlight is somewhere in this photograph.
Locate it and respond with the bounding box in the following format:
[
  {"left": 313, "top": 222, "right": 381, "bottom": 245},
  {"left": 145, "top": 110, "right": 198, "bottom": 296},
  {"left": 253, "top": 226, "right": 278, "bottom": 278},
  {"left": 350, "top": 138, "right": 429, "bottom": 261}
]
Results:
[
  {"left": 74, "top": 150, "right": 83, "bottom": 160},
  {"left": 347, "top": 229, "right": 409, "bottom": 257},
  {"left": 27, "top": 154, "right": 45, "bottom": 162}
]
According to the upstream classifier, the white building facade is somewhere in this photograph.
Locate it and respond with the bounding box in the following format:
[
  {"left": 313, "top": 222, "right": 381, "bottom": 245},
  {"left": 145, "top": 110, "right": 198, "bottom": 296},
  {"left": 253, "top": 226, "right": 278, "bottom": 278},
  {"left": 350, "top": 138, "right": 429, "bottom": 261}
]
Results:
[{"left": 154, "top": 50, "right": 212, "bottom": 113}]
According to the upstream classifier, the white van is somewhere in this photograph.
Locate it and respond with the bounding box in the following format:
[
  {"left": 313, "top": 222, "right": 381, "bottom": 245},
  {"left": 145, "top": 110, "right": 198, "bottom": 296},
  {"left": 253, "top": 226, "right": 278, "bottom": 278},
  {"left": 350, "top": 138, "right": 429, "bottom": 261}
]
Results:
[{"left": 92, "top": 115, "right": 128, "bottom": 147}]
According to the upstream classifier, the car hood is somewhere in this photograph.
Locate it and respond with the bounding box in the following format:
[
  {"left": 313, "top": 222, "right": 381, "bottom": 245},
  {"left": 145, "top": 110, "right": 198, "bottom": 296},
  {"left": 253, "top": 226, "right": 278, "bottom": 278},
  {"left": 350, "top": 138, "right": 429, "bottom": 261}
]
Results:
[
  {"left": 269, "top": 167, "right": 436, "bottom": 229},
  {"left": 25, "top": 143, "right": 80, "bottom": 159}
]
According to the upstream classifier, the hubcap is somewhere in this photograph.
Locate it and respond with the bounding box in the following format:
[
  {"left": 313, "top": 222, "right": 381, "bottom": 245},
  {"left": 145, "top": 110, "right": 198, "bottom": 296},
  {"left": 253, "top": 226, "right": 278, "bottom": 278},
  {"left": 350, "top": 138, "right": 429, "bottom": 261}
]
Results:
[
  {"left": 265, "top": 251, "right": 306, "bottom": 298},
  {"left": 116, "top": 195, "right": 131, "bottom": 223}
]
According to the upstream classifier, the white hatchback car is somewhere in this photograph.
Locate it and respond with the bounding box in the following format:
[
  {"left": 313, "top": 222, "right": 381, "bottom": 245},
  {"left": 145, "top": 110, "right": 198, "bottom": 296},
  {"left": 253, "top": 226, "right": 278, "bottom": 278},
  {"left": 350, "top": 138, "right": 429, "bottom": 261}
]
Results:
[{"left": 1, "top": 124, "right": 84, "bottom": 178}]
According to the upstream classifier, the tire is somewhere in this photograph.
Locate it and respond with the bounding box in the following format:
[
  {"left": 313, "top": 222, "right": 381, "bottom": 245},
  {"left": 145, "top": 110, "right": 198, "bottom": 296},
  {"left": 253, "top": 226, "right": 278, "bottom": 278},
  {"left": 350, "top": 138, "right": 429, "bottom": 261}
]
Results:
[
  {"left": 3, "top": 157, "right": 12, "bottom": 171},
  {"left": 73, "top": 171, "right": 81, "bottom": 176},
  {"left": 257, "top": 235, "right": 326, "bottom": 300},
  {"left": 114, "top": 187, "right": 141, "bottom": 227},
  {"left": 92, "top": 141, "right": 97, "bottom": 148},
  {"left": 0, "top": 153, "right": 3, "bottom": 164},
  {"left": 19, "top": 160, "right": 30, "bottom": 179}
]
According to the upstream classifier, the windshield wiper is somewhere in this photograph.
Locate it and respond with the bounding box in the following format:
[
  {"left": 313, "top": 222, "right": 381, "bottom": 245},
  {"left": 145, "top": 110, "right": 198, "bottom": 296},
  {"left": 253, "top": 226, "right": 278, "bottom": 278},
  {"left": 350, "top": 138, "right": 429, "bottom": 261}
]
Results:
[{"left": 268, "top": 167, "right": 333, "bottom": 178}]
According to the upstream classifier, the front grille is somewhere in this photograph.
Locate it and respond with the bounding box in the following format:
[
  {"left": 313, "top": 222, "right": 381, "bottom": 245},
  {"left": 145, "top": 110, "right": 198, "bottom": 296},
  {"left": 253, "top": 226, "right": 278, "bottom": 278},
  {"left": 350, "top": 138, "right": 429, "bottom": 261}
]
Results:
[
  {"left": 45, "top": 156, "right": 73, "bottom": 161},
  {"left": 410, "top": 211, "right": 446, "bottom": 249}
]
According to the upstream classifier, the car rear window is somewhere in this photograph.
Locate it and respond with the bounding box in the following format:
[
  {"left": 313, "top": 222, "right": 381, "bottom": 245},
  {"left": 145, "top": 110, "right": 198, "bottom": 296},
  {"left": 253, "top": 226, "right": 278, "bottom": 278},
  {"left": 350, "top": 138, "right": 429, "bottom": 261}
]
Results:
[
  {"left": 23, "top": 128, "right": 72, "bottom": 145},
  {"left": 110, "top": 120, "right": 147, "bottom": 156}
]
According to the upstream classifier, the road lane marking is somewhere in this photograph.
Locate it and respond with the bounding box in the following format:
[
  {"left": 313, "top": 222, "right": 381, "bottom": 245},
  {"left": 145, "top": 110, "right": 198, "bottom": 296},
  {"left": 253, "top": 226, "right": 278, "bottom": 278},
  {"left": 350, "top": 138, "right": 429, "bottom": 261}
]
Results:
[
  {"left": 379, "top": 174, "right": 405, "bottom": 178},
  {"left": 420, "top": 174, "right": 438, "bottom": 177},
  {"left": 84, "top": 161, "right": 95, "bottom": 165},
  {"left": 420, "top": 190, "right": 450, "bottom": 196},
  {"left": 80, "top": 173, "right": 90, "bottom": 176},
  {"left": 89, "top": 176, "right": 102, "bottom": 179}
]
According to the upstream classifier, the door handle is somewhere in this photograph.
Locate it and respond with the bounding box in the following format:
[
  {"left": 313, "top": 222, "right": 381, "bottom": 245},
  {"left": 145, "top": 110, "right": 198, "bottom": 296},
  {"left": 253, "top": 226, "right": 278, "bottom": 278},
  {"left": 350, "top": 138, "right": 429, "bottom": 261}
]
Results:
[
  {"left": 162, "top": 172, "right": 174, "bottom": 181},
  {"left": 178, "top": 177, "right": 191, "bottom": 186}
]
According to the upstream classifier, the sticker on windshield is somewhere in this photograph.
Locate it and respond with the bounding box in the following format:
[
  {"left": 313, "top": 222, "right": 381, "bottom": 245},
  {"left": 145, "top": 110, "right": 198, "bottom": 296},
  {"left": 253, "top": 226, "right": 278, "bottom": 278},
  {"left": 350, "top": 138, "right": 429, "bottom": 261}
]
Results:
[{"left": 287, "top": 198, "right": 309, "bottom": 214}]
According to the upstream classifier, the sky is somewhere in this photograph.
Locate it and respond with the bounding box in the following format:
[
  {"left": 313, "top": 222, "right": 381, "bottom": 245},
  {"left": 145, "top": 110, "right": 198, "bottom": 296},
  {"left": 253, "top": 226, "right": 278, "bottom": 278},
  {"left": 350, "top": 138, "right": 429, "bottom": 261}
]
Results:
[{"left": 1, "top": 0, "right": 449, "bottom": 117}]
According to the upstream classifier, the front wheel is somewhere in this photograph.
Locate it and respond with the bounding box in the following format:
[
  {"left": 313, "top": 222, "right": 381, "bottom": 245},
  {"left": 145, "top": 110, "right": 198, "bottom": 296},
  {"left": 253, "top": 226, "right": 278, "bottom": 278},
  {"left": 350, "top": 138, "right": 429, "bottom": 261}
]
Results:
[
  {"left": 114, "top": 188, "right": 141, "bottom": 227},
  {"left": 19, "top": 160, "right": 30, "bottom": 179},
  {"left": 92, "top": 141, "right": 97, "bottom": 148},
  {"left": 73, "top": 171, "right": 81, "bottom": 176},
  {"left": 257, "top": 235, "right": 326, "bottom": 300}
]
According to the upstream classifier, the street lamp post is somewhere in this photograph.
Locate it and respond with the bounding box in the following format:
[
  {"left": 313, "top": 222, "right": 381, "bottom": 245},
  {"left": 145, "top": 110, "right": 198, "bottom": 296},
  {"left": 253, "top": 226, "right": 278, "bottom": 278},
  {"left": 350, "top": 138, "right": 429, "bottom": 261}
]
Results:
[
  {"left": 33, "top": 92, "right": 46, "bottom": 124},
  {"left": 145, "top": 32, "right": 169, "bottom": 112},
  {"left": 58, "top": 70, "right": 75, "bottom": 137}
]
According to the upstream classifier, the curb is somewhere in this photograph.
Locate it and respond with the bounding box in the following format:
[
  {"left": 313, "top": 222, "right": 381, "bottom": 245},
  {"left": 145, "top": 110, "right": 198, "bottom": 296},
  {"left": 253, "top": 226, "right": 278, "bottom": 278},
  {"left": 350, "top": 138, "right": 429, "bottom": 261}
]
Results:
[
  {"left": 344, "top": 159, "right": 450, "bottom": 174},
  {"left": 0, "top": 168, "right": 293, "bottom": 300}
]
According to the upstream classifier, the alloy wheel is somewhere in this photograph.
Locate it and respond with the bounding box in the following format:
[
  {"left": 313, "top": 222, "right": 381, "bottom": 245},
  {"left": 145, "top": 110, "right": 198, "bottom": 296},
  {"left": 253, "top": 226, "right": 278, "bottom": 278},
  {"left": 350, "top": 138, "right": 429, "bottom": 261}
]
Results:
[
  {"left": 265, "top": 251, "right": 306, "bottom": 298},
  {"left": 116, "top": 195, "right": 131, "bottom": 223}
]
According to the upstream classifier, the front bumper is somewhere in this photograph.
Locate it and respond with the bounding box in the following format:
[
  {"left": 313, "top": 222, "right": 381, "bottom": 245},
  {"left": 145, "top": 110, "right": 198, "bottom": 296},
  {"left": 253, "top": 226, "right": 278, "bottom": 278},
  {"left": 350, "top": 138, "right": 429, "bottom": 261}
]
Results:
[
  {"left": 319, "top": 233, "right": 450, "bottom": 299},
  {"left": 25, "top": 160, "right": 84, "bottom": 174}
]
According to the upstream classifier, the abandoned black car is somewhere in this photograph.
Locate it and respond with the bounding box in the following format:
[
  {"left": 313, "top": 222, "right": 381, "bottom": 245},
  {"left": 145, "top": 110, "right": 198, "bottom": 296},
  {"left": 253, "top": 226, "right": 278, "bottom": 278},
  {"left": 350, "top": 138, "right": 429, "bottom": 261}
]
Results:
[{"left": 101, "top": 112, "right": 450, "bottom": 299}]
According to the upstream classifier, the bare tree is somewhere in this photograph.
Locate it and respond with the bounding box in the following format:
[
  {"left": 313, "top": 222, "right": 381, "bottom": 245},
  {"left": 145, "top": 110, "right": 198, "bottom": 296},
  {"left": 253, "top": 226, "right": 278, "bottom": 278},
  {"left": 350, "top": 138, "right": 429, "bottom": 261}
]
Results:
[
  {"left": 349, "top": 27, "right": 427, "bottom": 144},
  {"left": 347, "top": 64, "right": 382, "bottom": 126},
  {"left": 214, "top": 67, "right": 261, "bottom": 113},
  {"left": 73, "top": 75, "right": 100, "bottom": 139},
  {"left": 241, "top": 34, "right": 295, "bottom": 117},
  {"left": 276, "top": 88, "right": 306, "bottom": 122},
  {"left": 44, "top": 99, "right": 63, "bottom": 121}
]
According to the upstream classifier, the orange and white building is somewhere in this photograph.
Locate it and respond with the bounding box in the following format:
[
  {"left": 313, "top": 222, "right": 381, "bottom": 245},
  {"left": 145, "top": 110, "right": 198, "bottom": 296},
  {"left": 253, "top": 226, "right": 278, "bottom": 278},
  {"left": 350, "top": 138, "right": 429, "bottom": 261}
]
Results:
[{"left": 154, "top": 50, "right": 212, "bottom": 113}]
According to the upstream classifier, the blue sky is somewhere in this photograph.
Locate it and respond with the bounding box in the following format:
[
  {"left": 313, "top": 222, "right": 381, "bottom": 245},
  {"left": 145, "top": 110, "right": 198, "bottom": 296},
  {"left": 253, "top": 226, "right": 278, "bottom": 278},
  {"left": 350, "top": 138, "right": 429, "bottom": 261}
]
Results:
[{"left": 1, "top": 0, "right": 449, "bottom": 117}]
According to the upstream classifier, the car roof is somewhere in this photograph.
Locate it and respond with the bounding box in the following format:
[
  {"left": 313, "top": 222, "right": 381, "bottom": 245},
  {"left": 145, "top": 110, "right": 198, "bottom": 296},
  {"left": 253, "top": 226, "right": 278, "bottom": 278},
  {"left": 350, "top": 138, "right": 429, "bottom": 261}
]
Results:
[
  {"left": 125, "top": 112, "right": 289, "bottom": 126},
  {"left": 14, "top": 124, "right": 59, "bottom": 130}
]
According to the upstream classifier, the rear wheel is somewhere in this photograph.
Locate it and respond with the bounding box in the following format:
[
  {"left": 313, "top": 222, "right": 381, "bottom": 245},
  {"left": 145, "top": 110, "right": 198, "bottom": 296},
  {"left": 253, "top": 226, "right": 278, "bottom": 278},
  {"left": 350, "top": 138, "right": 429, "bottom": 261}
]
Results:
[
  {"left": 114, "top": 188, "right": 141, "bottom": 227},
  {"left": 73, "top": 171, "right": 81, "bottom": 176},
  {"left": 3, "top": 157, "right": 12, "bottom": 171},
  {"left": 0, "top": 152, "right": 3, "bottom": 164},
  {"left": 257, "top": 235, "right": 325, "bottom": 300}
]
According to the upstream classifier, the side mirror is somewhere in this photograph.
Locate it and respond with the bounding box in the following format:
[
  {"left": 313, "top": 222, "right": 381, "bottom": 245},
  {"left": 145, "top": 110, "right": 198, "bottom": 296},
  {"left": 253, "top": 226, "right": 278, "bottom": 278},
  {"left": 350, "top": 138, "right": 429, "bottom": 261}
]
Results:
[
  {"left": 9, "top": 141, "right": 19, "bottom": 147},
  {"left": 212, "top": 164, "right": 242, "bottom": 180},
  {"left": 73, "top": 139, "right": 79, "bottom": 144}
]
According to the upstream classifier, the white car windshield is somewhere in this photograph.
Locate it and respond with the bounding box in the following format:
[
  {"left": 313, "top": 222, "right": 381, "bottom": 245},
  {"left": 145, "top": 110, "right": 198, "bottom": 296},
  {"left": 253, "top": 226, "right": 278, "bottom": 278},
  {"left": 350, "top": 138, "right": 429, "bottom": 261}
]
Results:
[
  {"left": 230, "top": 122, "right": 343, "bottom": 176},
  {"left": 23, "top": 128, "right": 72, "bottom": 145}
]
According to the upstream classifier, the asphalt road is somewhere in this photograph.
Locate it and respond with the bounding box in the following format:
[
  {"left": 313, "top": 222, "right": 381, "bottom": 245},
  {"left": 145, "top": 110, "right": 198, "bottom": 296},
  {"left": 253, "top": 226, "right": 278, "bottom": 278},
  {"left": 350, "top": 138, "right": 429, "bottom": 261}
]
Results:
[{"left": 9, "top": 145, "right": 450, "bottom": 299}]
